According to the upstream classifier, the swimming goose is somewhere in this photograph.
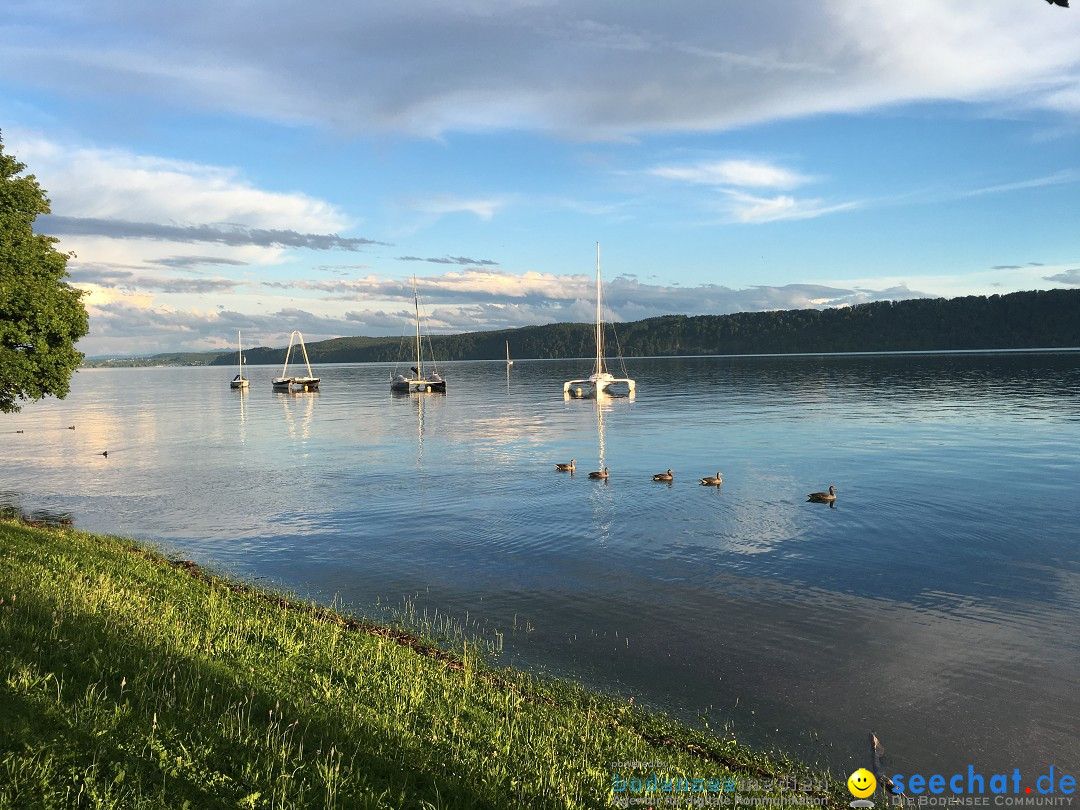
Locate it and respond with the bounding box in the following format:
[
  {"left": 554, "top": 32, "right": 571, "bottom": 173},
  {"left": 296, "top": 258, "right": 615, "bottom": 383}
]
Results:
[
  {"left": 807, "top": 485, "right": 837, "bottom": 502},
  {"left": 555, "top": 459, "right": 575, "bottom": 472},
  {"left": 700, "top": 472, "right": 723, "bottom": 486},
  {"left": 588, "top": 467, "right": 609, "bottom": 479},
  {"left": 652, "top": 469, "right": 673, "bottom": 482}
]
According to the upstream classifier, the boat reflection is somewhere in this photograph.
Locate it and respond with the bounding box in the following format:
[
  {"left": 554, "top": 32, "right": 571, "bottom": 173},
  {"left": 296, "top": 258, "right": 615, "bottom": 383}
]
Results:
[
  {"left": 392, "top": 386, "right": 444, "bottom": 465},
  {"left": 589, "top": 391, "right": 615, "bottom": 543},
  {"left": 235, "top": 385, "right": 247, "bottom": 442},
  {"left": 277, "top": 387, "right": 317, "bottom": 440}
]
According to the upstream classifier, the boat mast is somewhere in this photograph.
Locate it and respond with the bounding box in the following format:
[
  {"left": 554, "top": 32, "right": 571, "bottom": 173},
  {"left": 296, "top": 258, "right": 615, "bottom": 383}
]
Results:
[
  {"left": 281, "top": 331, "right": 295, "bottom": 378},
  {"left": 237, "top": 330, "right": 243, "bottom": 376},
  {"left": 413, "top": 277, "right": 422, "bottom": 378},
  {"left": 595, "top": 242, "right": 603, "bottom": 375},
  {"left": 297, "top": 332, "right": 314, "bottom": 378}
]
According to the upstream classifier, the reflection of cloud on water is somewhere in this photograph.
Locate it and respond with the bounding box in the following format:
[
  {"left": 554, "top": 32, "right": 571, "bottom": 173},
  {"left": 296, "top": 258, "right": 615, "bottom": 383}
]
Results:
[
  {"left": 719, "top": 507, "right": 802, "bottom": 556},
  {"left": 234, "top": 387, "right": 247, "bottom": 441},
  {"left": 711, "top": 471, "right": 805, "bottom": 556}
]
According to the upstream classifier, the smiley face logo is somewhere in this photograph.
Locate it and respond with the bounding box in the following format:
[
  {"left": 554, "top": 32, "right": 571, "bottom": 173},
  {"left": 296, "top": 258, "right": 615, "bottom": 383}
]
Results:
[{"left": 848, "top": 768, "right": 877, "bottom": 799}]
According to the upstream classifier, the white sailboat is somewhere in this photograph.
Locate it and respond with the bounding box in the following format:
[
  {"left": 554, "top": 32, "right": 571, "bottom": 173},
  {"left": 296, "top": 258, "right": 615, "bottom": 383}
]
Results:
[
  {"left": 506, "top": 340, "right": 514, "bottom": 367},
  {"left": 563, "top": 244, "right": 636, "bottom": 398},
  {"left": 273, "top": 330, "right": 320, "bottom": 392},
  {"left": 391, "top": 280, "right": 446, "bottom": 393},
  {"left": 229, "top": 330, "right": 249, "bottom": 389}
]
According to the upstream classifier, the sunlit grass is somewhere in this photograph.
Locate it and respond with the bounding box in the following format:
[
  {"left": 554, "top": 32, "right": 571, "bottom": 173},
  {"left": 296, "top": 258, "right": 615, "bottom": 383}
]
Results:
[{"left": 0, "top": 517, "right": 844, "bottom": 809}]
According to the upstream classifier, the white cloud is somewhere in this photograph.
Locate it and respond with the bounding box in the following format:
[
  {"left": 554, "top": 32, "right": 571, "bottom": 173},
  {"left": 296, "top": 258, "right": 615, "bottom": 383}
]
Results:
[
  {"left": 8, "top": 131, "right": 348, "bottom": 230},
  {"left": 409, "top": 195, "right": 508, "bottom": 222},
  {"left": 4, "top": 131, "right": 385, "bottom": 331},
  {"left": 956, "top": 170, "right": 1080, "bottom": 199},
  {"left": 649, "top": 159, "right": 813, "bottom": 189},
  {"left": 721, "top": 191, "right": 862, "bottom": 224},
  {"left": 645, "top": 157, "right": 857, "bottom": 223},
  {"left": 4, "top": 2, "right": 1079, "bottom": 139},
  {"left": 824, "top": 261, "right": 1080, "bottom": 301}
]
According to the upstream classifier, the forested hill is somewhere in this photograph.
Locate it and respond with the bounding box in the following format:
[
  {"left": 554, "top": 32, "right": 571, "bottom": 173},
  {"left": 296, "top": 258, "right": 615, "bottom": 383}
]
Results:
[
  {"left": 212, "top": 288, "right": 1080, "bottom": 365},
  {"left": 88, "top": 288, "right": 1080, "bottom": 367}
]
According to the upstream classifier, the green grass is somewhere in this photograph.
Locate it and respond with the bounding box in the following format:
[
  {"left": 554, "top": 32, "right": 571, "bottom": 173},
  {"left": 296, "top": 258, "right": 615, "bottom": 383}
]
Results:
[{"left": 0, "top": 517, "right": 846, "bottom": 809}]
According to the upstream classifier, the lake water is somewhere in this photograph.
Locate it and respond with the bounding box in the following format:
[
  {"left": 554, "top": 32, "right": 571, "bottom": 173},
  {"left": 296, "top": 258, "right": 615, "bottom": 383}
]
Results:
[{"left": 5, "top": 351, "right": 1079, "bottom": 780}]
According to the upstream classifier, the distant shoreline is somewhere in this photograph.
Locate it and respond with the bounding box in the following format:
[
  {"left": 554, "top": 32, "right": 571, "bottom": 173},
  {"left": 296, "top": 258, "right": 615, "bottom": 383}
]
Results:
[
  {"left": 83, "top": 344, "right": 1080, "bottom": 369},
  {"left": 81, "top": 288, "right": 1080, "bottom": 368}
]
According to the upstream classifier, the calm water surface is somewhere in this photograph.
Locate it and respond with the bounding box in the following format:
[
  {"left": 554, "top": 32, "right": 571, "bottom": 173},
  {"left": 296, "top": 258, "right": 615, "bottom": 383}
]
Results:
[{"left": 5, "top": 352, "right": 1080, "bottom": 778}]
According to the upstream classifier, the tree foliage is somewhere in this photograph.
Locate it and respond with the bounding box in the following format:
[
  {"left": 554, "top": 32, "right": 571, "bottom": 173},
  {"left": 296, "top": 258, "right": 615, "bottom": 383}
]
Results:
[{"left": 0, "top": 134, "right": 89, "bottom": 412}]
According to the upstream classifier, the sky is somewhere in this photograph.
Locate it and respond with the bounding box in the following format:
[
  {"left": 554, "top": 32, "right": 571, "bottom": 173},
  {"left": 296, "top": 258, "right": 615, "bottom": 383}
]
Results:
[{"left": 3, "top": 0, "right": 1079, "bottom": 357}]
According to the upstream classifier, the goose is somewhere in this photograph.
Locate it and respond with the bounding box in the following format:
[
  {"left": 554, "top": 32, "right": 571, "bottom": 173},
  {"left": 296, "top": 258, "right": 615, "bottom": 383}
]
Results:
[
  {"left": 555, "top": 459, "right": 575, "bottom": 472},
  {"left": 807, "top": 485, "right": 837, "bottom": 502},
  {"left": 700, "top": 472, "right": 723, "bottom": 486},
  {"left": 652, "top": 469, "right": 673, "bottom": 482},
  {"left": 99, "top": 451, "right": 108, "bottom": 458},
  {"left": 588, "top": 467, "right": 609, "bottom": 480},
  {"left": 68, "top": 425, "right": 75, "bottom": 430}
]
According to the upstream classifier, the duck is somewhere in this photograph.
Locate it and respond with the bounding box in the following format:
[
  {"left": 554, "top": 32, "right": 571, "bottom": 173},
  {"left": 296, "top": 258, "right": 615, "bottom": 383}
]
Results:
[
  {"left": 652, "top": 469, "right": 673, "bottom": 482},
  {"left": 68, "top": 425, "right": 75, "bottom": 430},
  {"left": 555, "top": 459, "right": 575, "bottom": 472},
  {"left": 588, "top": 467, "right": 609, "bottom": 480},
  {"left": 807, "top": 485, "right": 837, "bottom": 502},
  {"left": 700, "top": 472, "right": 723, "bottom": 486},
  {"left": 99, "top": 451, "right": 108, "bottom": 458}
]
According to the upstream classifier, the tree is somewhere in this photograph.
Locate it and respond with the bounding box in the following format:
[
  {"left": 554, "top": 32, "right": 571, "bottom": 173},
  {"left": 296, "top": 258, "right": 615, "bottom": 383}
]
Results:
[{"left": 0, "top": 134, "right": 88, "bottom": 413}]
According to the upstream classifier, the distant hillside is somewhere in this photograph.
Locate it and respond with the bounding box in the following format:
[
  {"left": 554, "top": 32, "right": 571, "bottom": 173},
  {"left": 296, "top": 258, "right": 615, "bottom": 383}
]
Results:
[
  {"left": 83, "top": 288, "right": 1080, "bottom": 368},
  {"left": 84, "top": 351, "right": 233, "bottom": 368}
]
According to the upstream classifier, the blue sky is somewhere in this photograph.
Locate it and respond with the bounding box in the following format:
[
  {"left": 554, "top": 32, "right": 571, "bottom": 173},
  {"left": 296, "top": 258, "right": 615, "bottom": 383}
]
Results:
[{"left": 3, "top": 0, "right": 1079, "bottom": 356}]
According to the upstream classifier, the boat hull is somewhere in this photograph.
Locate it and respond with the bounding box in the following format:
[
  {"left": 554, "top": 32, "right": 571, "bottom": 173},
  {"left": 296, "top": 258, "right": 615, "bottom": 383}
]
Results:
[
  {"left": 273, "top": 377, "right": 320, "bottom": 392},
  {"left": 390, "top": 375, "right": 446, "bottom": 394},
  {"left": 563, "top": 373, "right": 635, "bottom": 398}
]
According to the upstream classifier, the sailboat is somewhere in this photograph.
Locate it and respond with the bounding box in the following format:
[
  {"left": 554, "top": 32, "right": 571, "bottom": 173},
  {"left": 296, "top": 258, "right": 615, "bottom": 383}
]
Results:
[
  {"left": 391, "top": 280, "right": 446, "bottom": 393},
  {"left": 229, "top": 330, "right": 249, "bottom": 389},
  {"left": 506, "top": 340, "right": 514, "bottom": 367},
  {"left": 272, "top": 330, "right": 320, "bottom": 392},
  {"left": 563, "top": 244, "right": 636, "bottom": 398}
]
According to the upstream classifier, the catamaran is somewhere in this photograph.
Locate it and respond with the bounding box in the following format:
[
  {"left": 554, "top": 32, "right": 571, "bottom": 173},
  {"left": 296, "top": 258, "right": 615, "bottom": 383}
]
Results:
[
  {"left": 563, "top": 244, "right": 636, "bottom": 398},
  {"left": 272, "top": 330, "right": 320, "bottom": 392},
  {"left": 229, "top": 330, "right": 249, "bottom": 389},
  {"left": 391, "top": 280, "right": 446, "bottom": 393}
]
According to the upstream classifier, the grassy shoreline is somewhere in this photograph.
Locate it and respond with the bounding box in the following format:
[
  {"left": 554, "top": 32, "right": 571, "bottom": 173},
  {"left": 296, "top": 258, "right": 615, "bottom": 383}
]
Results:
[{"left": 1, "top": 517, "right": 847, "bottom": 809}]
